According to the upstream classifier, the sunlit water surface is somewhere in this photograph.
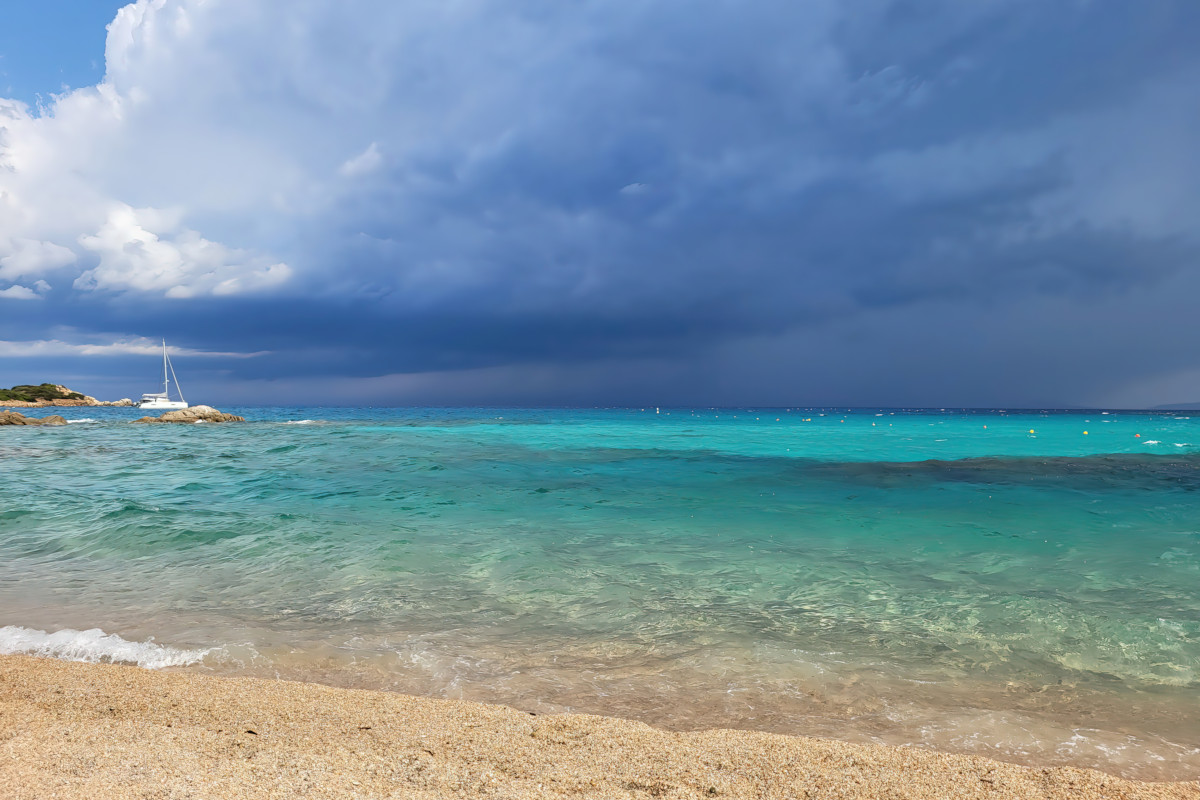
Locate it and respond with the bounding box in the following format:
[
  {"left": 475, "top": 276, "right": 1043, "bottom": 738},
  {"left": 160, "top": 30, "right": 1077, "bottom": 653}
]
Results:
[{"left": 1, "top": 407, "right": 1198, "bottom": 779}]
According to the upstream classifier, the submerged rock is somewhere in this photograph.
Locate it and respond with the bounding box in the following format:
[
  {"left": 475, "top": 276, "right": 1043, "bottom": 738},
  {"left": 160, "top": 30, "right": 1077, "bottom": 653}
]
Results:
[
  {"left": 0, "top": 411, "right": 68, "bottom": 426},
  {"left": 133, "top": 405, "right": 245, "bottom": 424}
]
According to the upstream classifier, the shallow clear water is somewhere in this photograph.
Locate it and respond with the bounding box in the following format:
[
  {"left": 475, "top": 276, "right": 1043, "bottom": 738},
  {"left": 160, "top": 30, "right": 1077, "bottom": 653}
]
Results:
[{"left": 1, "top": 407, "right": 1198, "bottom": 779}]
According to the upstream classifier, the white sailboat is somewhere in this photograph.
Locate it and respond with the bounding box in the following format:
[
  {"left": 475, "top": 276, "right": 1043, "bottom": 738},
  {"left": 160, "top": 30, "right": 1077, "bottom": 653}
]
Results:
[{"left": 138, "top": 340, "right": 189, "bottom": 410}]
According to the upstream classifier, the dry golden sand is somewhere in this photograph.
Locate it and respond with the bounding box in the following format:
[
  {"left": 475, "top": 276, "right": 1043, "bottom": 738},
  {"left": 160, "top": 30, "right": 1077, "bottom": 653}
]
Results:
[{"left": 1, "top": 655, "right": 1197, "bottom": 800}]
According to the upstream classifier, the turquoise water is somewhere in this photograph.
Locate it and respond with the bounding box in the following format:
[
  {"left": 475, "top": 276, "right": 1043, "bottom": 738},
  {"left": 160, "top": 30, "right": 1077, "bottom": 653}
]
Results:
[{"left": 1, "top": 407, "right": 1198, "bottom": 779}]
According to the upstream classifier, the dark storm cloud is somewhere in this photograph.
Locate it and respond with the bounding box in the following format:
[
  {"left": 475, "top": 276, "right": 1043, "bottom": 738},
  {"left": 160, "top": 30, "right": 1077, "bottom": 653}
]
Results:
[{"left": 2, "top": 0, "right": 1198, "bottom": 405}]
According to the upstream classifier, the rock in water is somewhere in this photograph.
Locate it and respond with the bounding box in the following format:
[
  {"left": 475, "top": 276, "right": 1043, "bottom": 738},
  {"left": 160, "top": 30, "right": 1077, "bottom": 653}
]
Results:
[
  {"left": 0, "top": 411, "right": 68, "bottom": 426},
  {"left": 133, "top": 405, "right": 245, "bottom": 424}
]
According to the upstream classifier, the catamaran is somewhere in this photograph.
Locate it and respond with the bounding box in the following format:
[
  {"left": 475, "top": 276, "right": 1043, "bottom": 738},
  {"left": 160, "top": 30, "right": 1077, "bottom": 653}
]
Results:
[{"left": 138, "top": 340, "right": 189, "bottom": 410}]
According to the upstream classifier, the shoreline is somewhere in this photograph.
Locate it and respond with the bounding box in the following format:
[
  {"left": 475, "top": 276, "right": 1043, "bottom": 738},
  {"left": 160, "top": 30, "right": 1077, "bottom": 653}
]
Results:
[
  {"left": 0, "top": 399, "right": 134, "bottom": 408},
  {"left": 2, "top": 654, "right": 1197, "bottom": 799}
]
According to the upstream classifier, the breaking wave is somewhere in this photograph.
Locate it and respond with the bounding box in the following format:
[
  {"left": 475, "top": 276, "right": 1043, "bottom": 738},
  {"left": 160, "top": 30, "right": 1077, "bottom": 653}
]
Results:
[{"left": 0, "top": 625, "right": 210, "bottom": 669}]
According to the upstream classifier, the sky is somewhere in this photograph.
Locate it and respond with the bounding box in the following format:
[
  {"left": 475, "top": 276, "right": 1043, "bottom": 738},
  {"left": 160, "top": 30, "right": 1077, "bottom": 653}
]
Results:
[{"left": 0, "top": 0, "right": 1197, "bottom": 407}]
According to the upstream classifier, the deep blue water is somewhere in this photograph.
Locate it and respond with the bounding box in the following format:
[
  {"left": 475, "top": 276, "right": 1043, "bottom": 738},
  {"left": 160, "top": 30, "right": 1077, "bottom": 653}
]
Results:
[{"left": 1, "top": 407, "right": 1198, "bottom": 778}]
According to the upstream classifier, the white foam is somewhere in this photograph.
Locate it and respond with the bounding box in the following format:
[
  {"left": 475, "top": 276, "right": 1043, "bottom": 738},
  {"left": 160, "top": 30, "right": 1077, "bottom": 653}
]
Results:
[
  {"left": 0, "top": 625, "right": 210, "bottom": 669},
  {"left": 283, "top": 420, "right": 316, "bottom": 425},
  {"left": 1144, "top": 440, "right": 1161, "bottom": 445},
  {"left": 66, "top": 418, "right": 98, "bottom": 424}
]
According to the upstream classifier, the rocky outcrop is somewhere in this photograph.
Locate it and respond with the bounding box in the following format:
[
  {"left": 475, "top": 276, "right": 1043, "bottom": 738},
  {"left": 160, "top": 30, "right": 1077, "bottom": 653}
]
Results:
[
  {"left": 0, "top": 398, "right": 93, "bottom": 407},
  {"left": 133, "top": 405, "right": 244, "bottom": 424},
  {"left": 3, "top": 397, "right": 137, "bottom": 408},
  {"left": 0, "top": 411, "right": 68, "bottom": 426}
]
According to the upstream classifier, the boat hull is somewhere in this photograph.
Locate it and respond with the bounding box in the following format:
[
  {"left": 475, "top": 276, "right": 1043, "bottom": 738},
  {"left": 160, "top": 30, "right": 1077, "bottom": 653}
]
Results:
[{"left": 139, "top": 400, "right": 188, "bottom": 411}]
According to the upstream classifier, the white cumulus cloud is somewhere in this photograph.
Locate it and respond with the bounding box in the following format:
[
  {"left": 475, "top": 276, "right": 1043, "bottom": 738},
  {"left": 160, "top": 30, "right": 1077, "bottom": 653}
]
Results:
[
  {"left": 0, "top": 10, "right": 294, "bottom": 301},
  {"left": 73, "top": 205, "right": 291, "bottom": 298},
  {"left": 0, "top": 285, "right": 40, "bottom": 300},
  {"left": 0, "top": 238, "right": 76, "bottom": 282}
]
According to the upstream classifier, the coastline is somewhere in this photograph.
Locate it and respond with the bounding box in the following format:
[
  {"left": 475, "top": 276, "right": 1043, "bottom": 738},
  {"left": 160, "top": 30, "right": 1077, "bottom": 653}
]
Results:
[
  {"left": 0, "top": 399, "right": 133, "bottom": 408},
  {"left": 2, "top": 654, "right": 1197, "bottom": 800},
  {"left": 0, "top": 384, "right": 133, "bottom": 407}
]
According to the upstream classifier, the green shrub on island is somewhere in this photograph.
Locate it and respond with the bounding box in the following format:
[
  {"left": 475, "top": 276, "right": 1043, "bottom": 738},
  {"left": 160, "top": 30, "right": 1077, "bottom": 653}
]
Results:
[{"left": 0, "top": 383, "right": 86, "bottom": 402}]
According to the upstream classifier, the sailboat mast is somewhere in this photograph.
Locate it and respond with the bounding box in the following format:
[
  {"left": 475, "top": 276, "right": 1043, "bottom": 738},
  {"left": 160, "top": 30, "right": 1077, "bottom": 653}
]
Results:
[
  {"left": 162, "top": 339, "right": 170, "bottom": 394},
  {"left": 167, "top": 346, "right": 185, "bottom": 405}
]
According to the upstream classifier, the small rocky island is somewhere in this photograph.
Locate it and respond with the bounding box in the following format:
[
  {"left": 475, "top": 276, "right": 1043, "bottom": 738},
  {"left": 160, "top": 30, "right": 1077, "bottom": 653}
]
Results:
[{"left": 0, "top": 383, "right": 133, "bottom": 407}]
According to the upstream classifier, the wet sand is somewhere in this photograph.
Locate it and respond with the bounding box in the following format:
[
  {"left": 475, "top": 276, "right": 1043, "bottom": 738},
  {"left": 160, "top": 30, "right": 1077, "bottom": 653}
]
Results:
[{"left": 2, "top": 654, "right": 1196, "bottom": 800}]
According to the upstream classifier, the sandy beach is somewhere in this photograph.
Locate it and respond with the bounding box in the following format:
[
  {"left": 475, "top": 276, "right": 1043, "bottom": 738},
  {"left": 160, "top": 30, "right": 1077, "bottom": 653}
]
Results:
[{"left": 1, "top": 654, "right": 1196, "bottom": 800}]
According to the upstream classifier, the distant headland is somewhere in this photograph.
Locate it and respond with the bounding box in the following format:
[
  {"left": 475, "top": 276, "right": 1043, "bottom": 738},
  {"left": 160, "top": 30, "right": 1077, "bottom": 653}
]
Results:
[{"left": 0, "top": 383, "right": 134, "bottom": 408}]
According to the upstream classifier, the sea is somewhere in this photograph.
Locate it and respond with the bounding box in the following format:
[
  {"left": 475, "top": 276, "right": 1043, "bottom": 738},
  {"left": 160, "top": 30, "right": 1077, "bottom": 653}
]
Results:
[{"left": 1, "top": 407, "right": 1197, "bottom": 780}]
